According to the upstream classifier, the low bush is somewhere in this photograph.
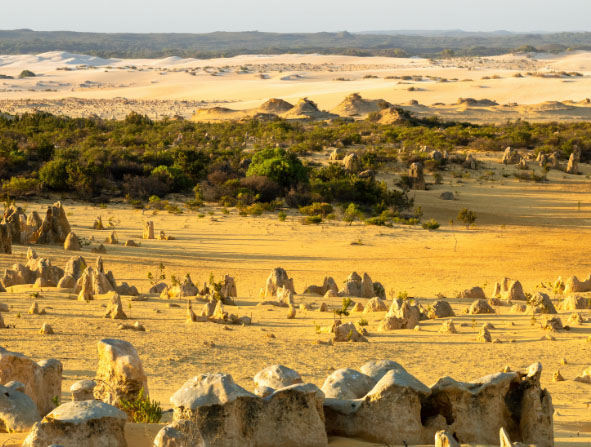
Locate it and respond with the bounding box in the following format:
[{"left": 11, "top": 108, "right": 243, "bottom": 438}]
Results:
[{"left": 422, "top": 218, "right": 440, "bottom": 230}]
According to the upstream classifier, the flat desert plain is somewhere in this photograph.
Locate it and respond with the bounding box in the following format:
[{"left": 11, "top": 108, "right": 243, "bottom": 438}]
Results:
[
  {"left": 3, "top": 51, "right": 591, "bottom": 121},
  {"left": 0, "top": 153, "right": 590, "bottom": 446}
]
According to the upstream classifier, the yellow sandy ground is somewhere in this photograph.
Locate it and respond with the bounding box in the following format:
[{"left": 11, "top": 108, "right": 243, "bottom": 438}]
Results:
[{"left": 0, "top": 153, "right": 590, "bottom": 446}]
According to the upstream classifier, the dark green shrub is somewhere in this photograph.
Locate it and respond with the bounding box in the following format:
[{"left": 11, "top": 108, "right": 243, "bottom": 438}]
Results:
[
  {"left": 457, "top": 208, "right": 477, "bottom": 228},
  {"left": 299, "top": 202, "right": 333, "bottom": 217},
  {"left": 119, "top": 388, "right": 162, "bottom": 423},
  {"left": 302, "top": 215, "right": 322, "bottom": 225},
  {"left": 422, "top": 218, "right": 440, "bottom": 230},
  {"left": 18, "top": 70, "right": 35, "bottom": 78},
  {"left": 247, "top": 147, "right": 308, "bottom": 190}
]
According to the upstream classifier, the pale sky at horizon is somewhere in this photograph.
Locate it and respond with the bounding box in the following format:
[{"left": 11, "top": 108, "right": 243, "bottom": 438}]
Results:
[{"left": 3, "top": 0, "right": 591, "bottom": 34}]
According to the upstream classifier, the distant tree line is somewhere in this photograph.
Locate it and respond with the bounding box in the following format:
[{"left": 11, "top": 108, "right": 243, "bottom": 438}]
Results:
[{"left": 1, "top": 30, "right": 591, "bottom": 59}]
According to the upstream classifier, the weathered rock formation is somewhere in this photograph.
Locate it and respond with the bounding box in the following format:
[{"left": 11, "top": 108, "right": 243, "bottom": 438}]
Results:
[
  {"left": 30, "top": 201, "right": 71, "bottom": 244},
  {"left": 143, "top": 221, "right": 155, "bottom": 239},
  {"left": 492, "top": 278, "right": 526, "bottom": 301},
  {"left": 93, "top": 339, "right": 149, "bottom": 410},
  {"left": 502, "top": 147, "right": 521, "bottom": 165},
  {"left": 566, "top": 147, "right": 580, "bottom": 174},
  {"left": 0, "top": 347, "right": 62, "bottom": 416},
  {"left": 409, "top": 162, "right": 426, "bottom": 190},
  {"left": 0, "top": 382, "right": 40, "bottom": 432},
  {"left": 0, "top": 223, "right": 11, "bottom": 254},
  {"left": 63, "top": 232, "right": 81, "bottom": 251},
  {"left": 467, "top": 299, "right": 495, "bottom": 315},
  {"left": 264, "top": 267, "right": 295, "bottom": 298},
  {"left": 378, "top": 299, "right": 421, "bottom": 331}
]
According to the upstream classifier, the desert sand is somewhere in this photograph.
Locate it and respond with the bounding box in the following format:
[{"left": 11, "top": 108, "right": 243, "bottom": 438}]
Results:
[
  {"left": 2, "top": 51, "right": 591, "bottom": 122},
  {"left": 0, "top": 151, "right": 590, "bottom": 445}
]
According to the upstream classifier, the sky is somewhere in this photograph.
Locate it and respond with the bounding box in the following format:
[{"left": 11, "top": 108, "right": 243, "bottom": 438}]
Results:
[{"left": 2, "top": 0, "right": 591, "bottom": 34}]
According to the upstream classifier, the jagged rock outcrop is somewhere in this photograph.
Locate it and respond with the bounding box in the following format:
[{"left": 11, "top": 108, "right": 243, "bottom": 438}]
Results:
[
  {"left": 2, "top": 205, "right": 26, "bottom": 244},
  {"left": 492, "top": 278, "right": 526, "bottom": 301},
  {"left": 75, "top": 263, "right": 115, "bottom": 297},
  {"left": 341, "top": 272, "right": 362, "bottom": 297},
  {"left": 220, "top": 275, "right": 237, "bottom": 302},
  {"left": 143, "top": 221, "right": 155, "bottom": 239},
  {"left": 93, "top": 216, "right": 104, "bottom": 230},
  {"left": 30, "top": 201, "right": 71, "bottom": 244},
  {"left": 528, "top": 292, "right": 557, "bottom": 314},
  {"left": 574, "top": 366, "right": 591, "bottom": 384},
  {"left": 264, "top": 267, "right": 295, "bottom": 298},
  {"left": 39, "top": 323, "right": 54, "bottom": 335},
  {"left": 161, "top": 274, "right": 198, "bottom": 299},
  {"left": 22, "top": 400, "right": 127, "bottom": 447},
  {"left": 378, "top": 299, "right": 420, "bottom": 331},
  {"left": 63, "top": 255, "right": 87, "bottom": 281},
  {"left": 104, "top": 293, "right": 127, "bottom": 319}
]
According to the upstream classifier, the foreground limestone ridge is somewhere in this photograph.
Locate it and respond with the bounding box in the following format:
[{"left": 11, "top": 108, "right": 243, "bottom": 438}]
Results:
[
  {"left": 0, "top": 347, "right": 62, "bottom": 419},
  {"left": 22, "top": 400, "right": 127, "bottom": 447},
  {"left": 163, "top": 359, "right": 553, "bottom": 447},
  {"left": 93, "top": 338, "right": 149, "bottom": 410},
  {"left": 170, "top": 373, "right": 327, "bottom": 447},
  {"left": 323, "top": 360, "right": 553, "bottom": 447}
]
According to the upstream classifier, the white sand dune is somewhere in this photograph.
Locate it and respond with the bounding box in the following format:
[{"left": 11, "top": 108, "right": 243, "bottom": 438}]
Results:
[{"left": 2, "top": 51, "right": 591, "bottom": 122}]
